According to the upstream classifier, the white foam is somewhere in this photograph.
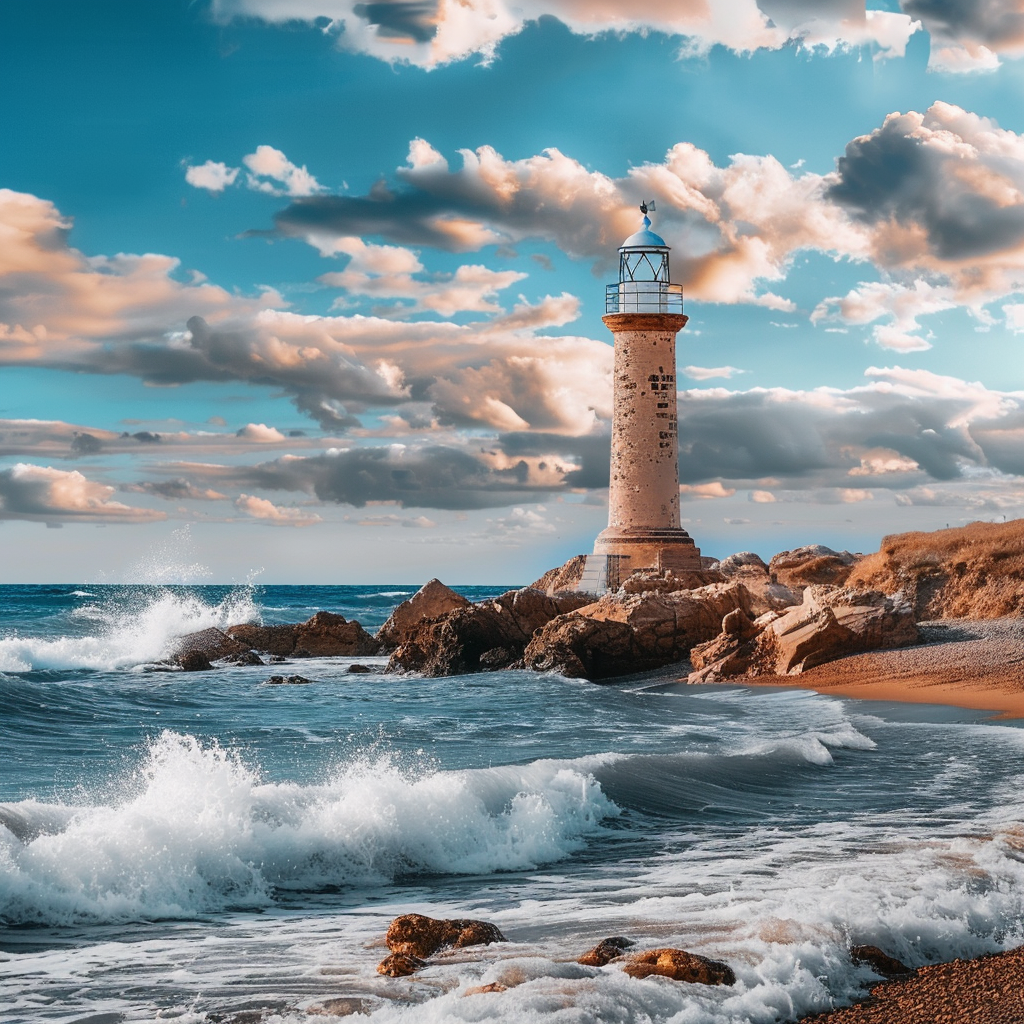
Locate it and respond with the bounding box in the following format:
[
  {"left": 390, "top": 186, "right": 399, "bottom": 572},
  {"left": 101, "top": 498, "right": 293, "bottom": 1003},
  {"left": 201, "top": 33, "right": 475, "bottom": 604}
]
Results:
[
  {"left": 0, "top": 732, "right": 617, "bottom": 925},
  {"left": 0, "top": 587, "right": 260, "bottom": 672}
]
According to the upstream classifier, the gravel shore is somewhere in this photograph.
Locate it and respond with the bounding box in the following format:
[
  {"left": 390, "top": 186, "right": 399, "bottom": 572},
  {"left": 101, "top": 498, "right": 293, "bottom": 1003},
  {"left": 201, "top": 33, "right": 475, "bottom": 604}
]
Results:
[{"left": 797, "top": 946, "right": 1024, "bottom": 1023}]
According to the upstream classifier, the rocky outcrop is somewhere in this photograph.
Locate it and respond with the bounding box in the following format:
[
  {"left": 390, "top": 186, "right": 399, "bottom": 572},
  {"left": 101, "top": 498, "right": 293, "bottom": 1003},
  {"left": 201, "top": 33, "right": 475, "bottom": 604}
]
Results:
[
  {"left": 263, "top": 674, "right": 313, "bottom": 685},
  {"left": 227, "top": 612, "right": 380, "bottom": 658},
  {"left": 770, "top": 545, "right": 860, "bottom": 589},
  {"left": 524, "top": 582, "right": 752, "bottom": 680},
  {"left": 385, "top": 914, "right": 506, "bottom": 959},
  {"left": 170, "top": 627, "right": 252, "bottom": 669},
  {"left": 689, "top": 586, "right": 918, "bottom": 681},
  {"left": 578, "top": 937, "right": 636, "bottom": 967},
  {"left": 846, "top": 518, "right": 1024, "bottom": 620},
  {"left": 386, "top": 588, "right": 591, "bottom": 676},
  {"left": 530, "top": 554, "right": 587, "bottom": 595},
  {"left": 622, "top": 948, "right": 736, "bottom": 985},
  {"left": 376, "top": 579, "right": 470, "bottom": 650}
]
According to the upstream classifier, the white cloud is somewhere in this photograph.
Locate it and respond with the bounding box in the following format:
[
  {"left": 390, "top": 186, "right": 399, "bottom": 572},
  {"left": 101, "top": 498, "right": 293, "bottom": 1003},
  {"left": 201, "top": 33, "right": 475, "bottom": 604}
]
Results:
[
  {"left": 236, "top": 423, "right": 287, "bottom": 442},
  {"left": 0, "top": 464, "right": 166, "bottom": 524},
  {"left": 683, "top": 365, "right": 746, "bottom": 380},
  {"left": 235, "top": 493, "right": 321, "bottom": 526},
  {"left": 185, "top": 161, "right": 240, "bottom": 193},
  {"left": 243, "top": 145, "right": 324, "bottom": 197}
]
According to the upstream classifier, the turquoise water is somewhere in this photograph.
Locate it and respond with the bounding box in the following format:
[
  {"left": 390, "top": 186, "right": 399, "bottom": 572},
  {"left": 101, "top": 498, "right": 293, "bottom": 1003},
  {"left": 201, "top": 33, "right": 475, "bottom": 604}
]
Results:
[{"left": 2, "top": 584, "right": 1023, "bottom": 1023}]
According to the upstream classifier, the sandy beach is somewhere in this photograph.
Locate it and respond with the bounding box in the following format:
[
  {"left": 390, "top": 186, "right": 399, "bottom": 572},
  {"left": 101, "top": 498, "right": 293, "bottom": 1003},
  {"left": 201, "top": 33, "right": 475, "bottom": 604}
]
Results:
[{"left": 742, "top": 618, "right": 1024, "bottom": 719}]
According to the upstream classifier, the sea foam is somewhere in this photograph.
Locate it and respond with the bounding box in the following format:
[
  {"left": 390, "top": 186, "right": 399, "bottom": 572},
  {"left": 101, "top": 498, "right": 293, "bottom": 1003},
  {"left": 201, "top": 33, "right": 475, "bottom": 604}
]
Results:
[
  {"left": 0, "top": 732, "right": 617, "bottom": 925},
  {"left": 0, "top": 586, "right": 260, "bottom": 673}
]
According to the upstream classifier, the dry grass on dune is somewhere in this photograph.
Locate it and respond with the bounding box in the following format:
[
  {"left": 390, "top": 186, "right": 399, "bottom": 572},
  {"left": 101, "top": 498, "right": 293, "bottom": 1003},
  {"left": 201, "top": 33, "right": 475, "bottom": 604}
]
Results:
[{"left": 846, "top": 518, "right": 1024, "bottom": 620}]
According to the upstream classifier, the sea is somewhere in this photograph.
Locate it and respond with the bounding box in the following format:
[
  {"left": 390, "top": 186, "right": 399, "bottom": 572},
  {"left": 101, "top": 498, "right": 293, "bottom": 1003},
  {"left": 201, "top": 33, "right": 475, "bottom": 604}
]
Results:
[{"left": 2, "top": 582, "right": 1024, "bottom": 1024}]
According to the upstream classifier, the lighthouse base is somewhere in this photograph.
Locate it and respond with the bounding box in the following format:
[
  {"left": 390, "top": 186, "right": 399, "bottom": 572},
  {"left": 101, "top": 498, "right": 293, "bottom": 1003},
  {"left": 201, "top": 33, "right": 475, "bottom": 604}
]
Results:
[{"left": 578, "top": 528, "right": 702, "bottom": 593}]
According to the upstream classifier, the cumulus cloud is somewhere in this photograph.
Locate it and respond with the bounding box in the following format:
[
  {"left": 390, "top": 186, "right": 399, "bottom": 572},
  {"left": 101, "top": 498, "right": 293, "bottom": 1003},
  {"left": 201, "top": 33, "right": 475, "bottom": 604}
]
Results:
[
  {"left": 243, "top": 145, "right": 324, "bottom": 197},
  {"left": 683, "top": 365, "right": 746, "bottom": 380},
  {"left": 0, "top": 464, "right": 166, "bottom": 524},
  {"left": 318, "top": 237, "right": 526, "bottom": 316},
  {"left": 902, "top": 0, "right": 1024, "bottom": 72},
  {"left": 235, "top": 493, "right": 322, "bottom": 525},
  {"left": 126, "top": 479, "right": 228, "bottom": 501},
  {"left": 236, "top": 422, "right": 287, "bottom": 442},
  {"left": 209, "top": 0, "right": 918, "bottom": 68},
  {"left": 185, "top": 160, "right": 240, "bottom": 193}
]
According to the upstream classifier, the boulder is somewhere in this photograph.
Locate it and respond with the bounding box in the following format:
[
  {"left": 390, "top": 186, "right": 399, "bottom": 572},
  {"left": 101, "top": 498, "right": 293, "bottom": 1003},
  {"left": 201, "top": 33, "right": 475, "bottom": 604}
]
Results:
[
  {"left": 178, "top": 650, "right": 213, "bottom": 672},
  {"left": 616, "top": 568, "right": 725, "bottom": 595},
  {"left": 221, "top": 651, "right": 265, "bottom": 667},
  {"left": 622, "top": 948, "right": 736, "bottom": 985},
  {"left": 386, "top": 588, "right": 591, "bottom": 676},
  {"left": 376, "top": 580, "right": 471, "bottom": 650},
  {"left": 376, "top": 953, "right": 427, "bottom": 978},
  {"left": 530, "top": 554, "right": 588, "bottom": 595},
  {"left": 171, "top": 627, "right": 252, "bottom": 667},
  {"left": 578, "top": 937, "right": 636, "bottom": 967},
  {"left": 523, "top": 613, "right": 645, "bottom": 679},
  {"left": 850, "top": 945, "right": 912, "bottom": 978},
  {"left": 769, "top": 545, "right": 859, "bottom": 589},
  {"left": 346, "top": 663, "right": 372, "bottom": 673},
  {"left": 689, "top": 585, "right": 919, "bottom": 681},
  {"left": 716, "top": 551, "right": 770, "bottom": 576},
  {"left": 385, "top": 914, "right": 506, "bottom": 958},
  {"left": 227, "top": 612, "right": 379, "bottom": 658},
  {"left": 263, "top": 674, "right": 313, "bottom": 685}
]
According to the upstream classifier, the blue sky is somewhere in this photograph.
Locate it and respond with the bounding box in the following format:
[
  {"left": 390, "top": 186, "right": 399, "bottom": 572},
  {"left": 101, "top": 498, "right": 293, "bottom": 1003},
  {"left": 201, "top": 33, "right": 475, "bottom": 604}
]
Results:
[{"left": 2, "top": 0, "right": 1024, "bottom": 582}]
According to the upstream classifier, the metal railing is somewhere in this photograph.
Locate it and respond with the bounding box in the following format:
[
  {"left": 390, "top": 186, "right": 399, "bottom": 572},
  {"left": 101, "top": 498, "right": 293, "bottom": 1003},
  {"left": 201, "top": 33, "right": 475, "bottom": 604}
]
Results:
[{"left": 605, "top": 281, "right": 683, "bottom": 314}]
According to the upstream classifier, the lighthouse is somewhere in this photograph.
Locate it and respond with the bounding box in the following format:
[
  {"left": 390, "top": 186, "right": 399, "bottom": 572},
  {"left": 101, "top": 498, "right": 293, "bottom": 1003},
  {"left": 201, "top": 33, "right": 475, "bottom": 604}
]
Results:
[{"left": 578, "top": 205, "right": 702, "bottom": 593}]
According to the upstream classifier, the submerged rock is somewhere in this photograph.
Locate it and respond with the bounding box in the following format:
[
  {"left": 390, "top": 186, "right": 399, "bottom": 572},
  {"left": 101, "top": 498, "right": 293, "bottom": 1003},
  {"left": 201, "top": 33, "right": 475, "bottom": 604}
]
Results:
[
  {"left": 263, "top": 674, "right": 313, "bottom": 686},
  {"left": 578, "top": 936, "right": 636, "bottom": 967},
  {"left": 376, "top": 953, "right": 427, "bottom": 978},
  {"left": 346, "top": 663, "right": 372, "bottom": 673},
  {"left": 171, "top": 626, "right": 252, "bottom": 669},
  {"left": 622, "top": 948, "right": 736, "bottom": 985},
  {"left": 850, "top": 945, "right": 912, "bottom": 978},
  {"left": 385, "top": 913, "right": 506, "bottom": 958}
]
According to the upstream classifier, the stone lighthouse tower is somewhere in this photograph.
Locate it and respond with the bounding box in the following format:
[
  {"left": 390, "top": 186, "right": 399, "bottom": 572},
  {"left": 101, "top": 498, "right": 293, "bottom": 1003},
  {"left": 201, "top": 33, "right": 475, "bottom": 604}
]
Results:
[{"left": 578, "top": 205, "right": 701, "bottom": 593}]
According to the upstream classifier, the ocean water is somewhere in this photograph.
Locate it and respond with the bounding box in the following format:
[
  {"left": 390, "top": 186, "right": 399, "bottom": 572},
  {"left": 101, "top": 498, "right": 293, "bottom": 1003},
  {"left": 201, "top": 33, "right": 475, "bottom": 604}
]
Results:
[{"left": 2, "top": 583, "right": 1024, "bottom": 1024}]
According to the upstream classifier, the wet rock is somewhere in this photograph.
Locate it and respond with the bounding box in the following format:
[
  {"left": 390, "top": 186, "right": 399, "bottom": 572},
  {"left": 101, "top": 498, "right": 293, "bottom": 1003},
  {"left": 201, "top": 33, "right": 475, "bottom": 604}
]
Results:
[
  {"left": 346, "top": 663, "right": 372, "bottom": 673},
  {"left": 376, "top": 953, "right": 427, "bottom": 978},
  {"left": 263, "top": 674, "right": 313, "bottom": 685},
  {"left": 850, "top": 944, "right": 912, "bottom": 978},
  {"left": 219, "top": 651, "right": 265, "bottom": 667},
  {"left": 376, "top": 579, "right": 470, "bottom": 650},
  {"left": 385, "top": 913, "right": 506, "bottom": 958},
  {"left": 227, "top": 612, "right": 379, "bottom": 658},
  {"left": 171, "top": 626, "right": 252, "bottom": 667},
  {"left": 463, "top": 982, "right": 507, "bottom": 996},
  {"left": 770, "top": 545, "right": 859, "bottom": 589},
  {"left": 177, "top": 650, "right": 213, "bottom": 672},
  {"left": 622, "top": 948, "right": 736, "bottom": 985},
  {"left": 578, "top": 936, "right": 636, "bottom": 967},
  {"left": 386, "top": 589, "right": 590, "bottom": 677},
  {"left": 523, "top": 614, "right": 643, "bottom": 679}
]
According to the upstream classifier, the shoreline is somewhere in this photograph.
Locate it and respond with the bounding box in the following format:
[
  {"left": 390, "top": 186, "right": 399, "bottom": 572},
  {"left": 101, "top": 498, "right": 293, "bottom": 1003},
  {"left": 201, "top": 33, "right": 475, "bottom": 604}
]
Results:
[
  {"left": 718, "top": 618, "right": 1024, "bottom": 720},
  {"left": 796, "top": 945, "right": 1024, "bottom": 1023}
]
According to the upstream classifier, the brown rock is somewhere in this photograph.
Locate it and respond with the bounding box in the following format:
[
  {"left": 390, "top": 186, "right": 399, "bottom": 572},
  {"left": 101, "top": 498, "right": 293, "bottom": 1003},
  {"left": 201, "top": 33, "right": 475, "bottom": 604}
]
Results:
[
  {"left": 263, "top": 674, "right": 313, "bottom": 685},
  {"left": 177, "top": 650, "right": 213, "bottom": 672},
  {"left": 578, "top": 936, "right": 636, "bottom": 967},
  {"left": 851, "top": 945, "right": 912, "bottom": 978},
  {"left": 616, "top": 568, "right": 726, "bottom": 595},
  {"left": 376, "top": 580, "right": 471, "bottom": 650},
  {"left": 770, "top": 545, "right": 860, "bottom": 589},
  {"left": 622, "top": 948, "right": 736, "bottom": 985},
  {"left": 384, "top": 914, "right": 506, "bottom": 959},
  {"left": 227, "top": 613, "right": 379, "bottom": 658},
  {"left": 171, "top": 627, "right": 253, "bottom": 667},
  {"left": 306, "top": 997, "right": 374, "bottom": 1016},
  {"left": 376, "top": 953, "right": 427, "bottom": 977},
  {"left": 523, "top": 614, "right": 644, "bottom": 679},
  {"left": 530, "top": 554, "right": 588, "bottom": 595},
  {"left": 463, "top": 982, "right": 507, "bottom": 996},
  {"left": 386, "top": 588, "right": 591, "bottom": 676},
  {"left": 847, "top": 518, "right": 1024, "bottom": 620}
]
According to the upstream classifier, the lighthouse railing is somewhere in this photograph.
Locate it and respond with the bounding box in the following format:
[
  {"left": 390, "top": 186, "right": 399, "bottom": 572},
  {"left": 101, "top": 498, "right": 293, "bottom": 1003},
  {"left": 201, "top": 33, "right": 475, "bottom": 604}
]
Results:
[{"left": 605, "top": 281, "right": 683, "bottom": 314}]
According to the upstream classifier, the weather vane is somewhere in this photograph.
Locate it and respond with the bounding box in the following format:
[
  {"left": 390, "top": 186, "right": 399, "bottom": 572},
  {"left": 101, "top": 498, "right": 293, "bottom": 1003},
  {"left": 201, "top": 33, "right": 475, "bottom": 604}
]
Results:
[{"left": 639, "top": 200, "right": 656, "bottom": 216}]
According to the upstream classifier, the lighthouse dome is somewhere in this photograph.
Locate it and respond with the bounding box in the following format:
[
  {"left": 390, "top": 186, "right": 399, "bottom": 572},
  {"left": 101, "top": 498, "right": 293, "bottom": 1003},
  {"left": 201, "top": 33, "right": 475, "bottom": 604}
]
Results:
[{"left": 620, "top": 215, "right": 668, "bottom": 250}]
